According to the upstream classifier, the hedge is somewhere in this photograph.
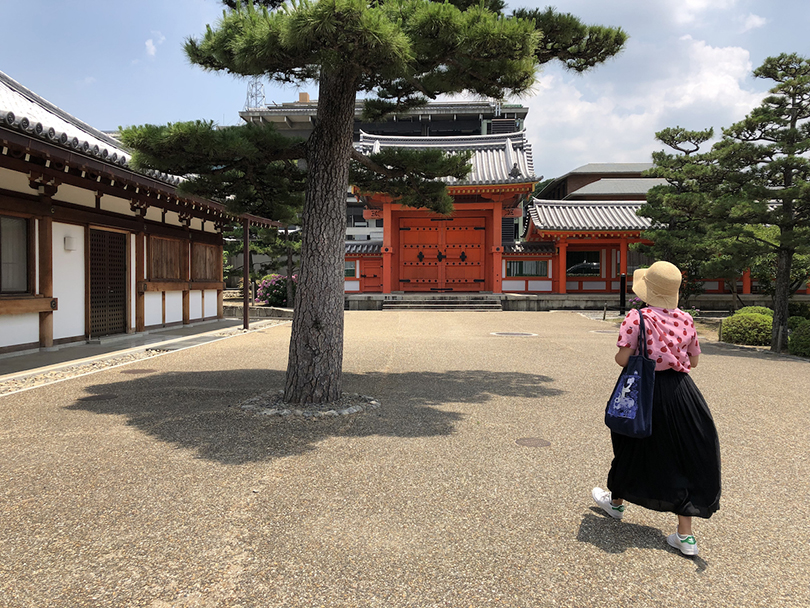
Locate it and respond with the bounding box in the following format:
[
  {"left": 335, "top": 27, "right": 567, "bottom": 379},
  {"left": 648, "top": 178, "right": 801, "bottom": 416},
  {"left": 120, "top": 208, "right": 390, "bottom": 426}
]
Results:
[
  {"left": 788, "top": 322, "right": 810, "bottom": 358},
  {"left": 734, "top": 306, "right": 773, "bottom": 317},
  {"left": 721, "top": 313, "right": 772, "bottom": 346}
]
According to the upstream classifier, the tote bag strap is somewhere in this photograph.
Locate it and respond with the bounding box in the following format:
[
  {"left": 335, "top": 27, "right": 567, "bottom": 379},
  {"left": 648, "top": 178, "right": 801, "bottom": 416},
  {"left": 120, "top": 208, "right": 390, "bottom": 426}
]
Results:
[{"left": 636, "top": 310, "right": 651, "bottom": 361}]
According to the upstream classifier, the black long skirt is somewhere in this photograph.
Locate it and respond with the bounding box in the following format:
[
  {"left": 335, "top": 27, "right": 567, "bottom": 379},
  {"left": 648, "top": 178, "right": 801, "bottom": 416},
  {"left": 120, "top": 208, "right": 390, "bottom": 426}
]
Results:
[{"left": 607, "top": 369, "right": 721, "bottom": 519}]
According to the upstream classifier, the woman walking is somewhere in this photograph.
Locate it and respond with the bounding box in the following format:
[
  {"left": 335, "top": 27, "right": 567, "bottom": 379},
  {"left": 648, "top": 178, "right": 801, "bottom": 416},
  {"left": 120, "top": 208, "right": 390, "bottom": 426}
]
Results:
[{"left": 592, "top": 261, "right": 721, "bottom": 556}]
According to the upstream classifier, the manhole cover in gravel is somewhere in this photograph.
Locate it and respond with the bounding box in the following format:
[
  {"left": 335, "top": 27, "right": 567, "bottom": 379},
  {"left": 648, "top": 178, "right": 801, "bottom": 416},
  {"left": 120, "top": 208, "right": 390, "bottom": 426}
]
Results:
[
  {"left": 118, "top": 369, "right": 157, "bottom": 375},
  {"left": 516, "top": 437, "right": 551, "bottom": 448},
  {"left": 77, "top": 394, "right": 119, "bottom": 401},
  {"left": 491, "top": 332, "right": 536, "bottom": 337}
]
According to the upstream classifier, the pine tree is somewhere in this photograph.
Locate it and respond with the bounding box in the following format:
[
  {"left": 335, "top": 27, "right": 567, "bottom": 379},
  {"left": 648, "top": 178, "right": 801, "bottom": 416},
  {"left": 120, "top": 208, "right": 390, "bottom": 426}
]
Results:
[
  {"left": 644, "top": 54, "right": 810, "bottom": 350},
  {"left": 709, "top": 53, "right": 810, "bottom": 350},
  {"left": 128, "top": 0, "right": 627, "bottom": 404}
]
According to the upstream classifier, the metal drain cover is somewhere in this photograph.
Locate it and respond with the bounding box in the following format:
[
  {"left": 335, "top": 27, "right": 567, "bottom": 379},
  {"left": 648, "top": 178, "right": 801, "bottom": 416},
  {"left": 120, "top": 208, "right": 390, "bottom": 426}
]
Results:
[
  {"left": 77, "top": 394, "right": 119, "bottom": 401},
  {"left": 118, "top": 369, "right": 156, "bottom": 375},
  {"left": 491, "top": 332, "right": 536, "bottom": 337},
  {"left": 516, "top": 437, "right": 551, "bottom": 448}
]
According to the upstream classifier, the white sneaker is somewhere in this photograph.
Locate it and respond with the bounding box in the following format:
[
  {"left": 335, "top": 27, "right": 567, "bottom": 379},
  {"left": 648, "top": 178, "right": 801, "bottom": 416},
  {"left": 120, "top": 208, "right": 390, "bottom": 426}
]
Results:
[
  {"left": 592, "top": 487, "right": 625, "bottom": 519},
  {"left": 667, "top": 527, "right": 699, "bottom": 556}
]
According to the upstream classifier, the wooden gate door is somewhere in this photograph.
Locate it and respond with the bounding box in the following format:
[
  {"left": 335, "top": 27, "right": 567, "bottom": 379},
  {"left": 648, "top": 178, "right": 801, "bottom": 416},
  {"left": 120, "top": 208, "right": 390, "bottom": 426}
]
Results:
[
  {"left": 360, "top": 259, "right": 383, "bottom": 292},
  {"left": 399, "top": 217, "right": 486, "bottom": 291},
  {"left": 89, "top": 229, "right": 127, "bottom": 337},
  {"left": 443, "top": 217, "right": 486, "bottom": 291}
]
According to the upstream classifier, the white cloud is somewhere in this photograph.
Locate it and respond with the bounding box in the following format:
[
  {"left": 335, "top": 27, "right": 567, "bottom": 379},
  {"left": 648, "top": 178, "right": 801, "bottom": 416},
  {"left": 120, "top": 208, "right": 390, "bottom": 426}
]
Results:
[
  {"left": 522, "top": 37, "right": 763, "bottom": 179},
  {"left": 144, "top": 31, "right": 165, "bottom": 58},
  {"left": 740, "top": 13, "right": 767, "bottom": 33},
  {"left": 669, "top": 0, "right": 739, "bottom": 25},
  {"left": 78, "top": 76, "right": 96, "bottom": 86}
]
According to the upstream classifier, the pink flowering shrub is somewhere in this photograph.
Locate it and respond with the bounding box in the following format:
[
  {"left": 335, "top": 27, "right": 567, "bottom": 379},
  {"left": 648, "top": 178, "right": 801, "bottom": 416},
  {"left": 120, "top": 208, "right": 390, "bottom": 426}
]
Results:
[{"left": 256, "top": 274, "right": 297, "bottom": 307}]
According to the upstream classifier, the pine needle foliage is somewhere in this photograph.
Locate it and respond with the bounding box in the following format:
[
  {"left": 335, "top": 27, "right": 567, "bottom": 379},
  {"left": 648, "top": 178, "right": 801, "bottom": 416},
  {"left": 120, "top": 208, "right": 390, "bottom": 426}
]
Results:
[
  {"left": 125, "top": 0, "right": 627, "bottom": 405},
  {"left": 643, "top": 53, "right": 810, "bottom": 351}
]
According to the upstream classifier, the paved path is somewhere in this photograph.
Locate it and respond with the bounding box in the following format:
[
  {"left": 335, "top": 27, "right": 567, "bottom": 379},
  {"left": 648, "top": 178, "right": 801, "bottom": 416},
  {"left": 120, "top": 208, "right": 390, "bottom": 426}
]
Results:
[{"left": 1, "top": 311, "right": 808, "bottom": 607}]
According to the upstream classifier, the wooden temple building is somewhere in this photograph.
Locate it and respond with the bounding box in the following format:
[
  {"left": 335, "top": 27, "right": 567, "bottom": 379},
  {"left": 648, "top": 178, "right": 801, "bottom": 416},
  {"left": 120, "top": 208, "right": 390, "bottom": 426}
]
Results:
[
  {"left": 346, "top": 130, "right": 538, "bottom": 294},
  {"left": 0, "top": 70, "right": 277, "bottom": 354}
]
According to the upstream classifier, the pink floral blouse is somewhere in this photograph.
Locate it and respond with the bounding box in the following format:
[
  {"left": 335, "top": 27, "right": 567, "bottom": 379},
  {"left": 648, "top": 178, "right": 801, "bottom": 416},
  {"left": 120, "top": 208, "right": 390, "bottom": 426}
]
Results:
[{"left": 617, "top": 307, "right": 701, "bottom": 372}]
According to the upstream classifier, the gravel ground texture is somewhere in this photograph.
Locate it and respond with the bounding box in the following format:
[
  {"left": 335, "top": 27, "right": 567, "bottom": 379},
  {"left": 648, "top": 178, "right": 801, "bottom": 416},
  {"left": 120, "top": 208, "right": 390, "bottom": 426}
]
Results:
[{"left": 0, "top": 311, "right": 808, "bottom": 608}]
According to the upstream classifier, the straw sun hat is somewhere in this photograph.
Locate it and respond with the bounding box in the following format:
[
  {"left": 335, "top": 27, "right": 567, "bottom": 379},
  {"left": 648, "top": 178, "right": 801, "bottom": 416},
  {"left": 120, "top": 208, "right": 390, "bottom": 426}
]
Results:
[{"left": 632, "top": 261, "right": 682, "bottom": 309}]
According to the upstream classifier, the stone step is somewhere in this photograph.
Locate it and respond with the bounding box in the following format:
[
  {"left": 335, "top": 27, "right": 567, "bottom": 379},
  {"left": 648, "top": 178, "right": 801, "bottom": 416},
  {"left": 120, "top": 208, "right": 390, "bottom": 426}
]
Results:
[{"left": 382, "top": 300, "right": 502, "bottom": 311}]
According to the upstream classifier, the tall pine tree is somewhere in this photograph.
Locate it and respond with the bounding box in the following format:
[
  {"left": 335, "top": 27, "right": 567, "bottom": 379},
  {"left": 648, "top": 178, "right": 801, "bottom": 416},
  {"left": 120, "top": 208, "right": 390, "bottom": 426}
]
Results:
[
  {"left": 644, "top": 54, "right": 810, "bottom": 350},
  {"left": 127, "top": 0, "right": 627, "bottom": 404}
]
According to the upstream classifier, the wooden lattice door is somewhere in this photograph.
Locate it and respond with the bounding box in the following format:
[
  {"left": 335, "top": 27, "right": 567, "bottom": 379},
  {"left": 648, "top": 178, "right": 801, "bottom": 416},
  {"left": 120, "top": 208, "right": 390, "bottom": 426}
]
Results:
[{"left": 89, "top": 229, "right": 127, "bottom": 337}]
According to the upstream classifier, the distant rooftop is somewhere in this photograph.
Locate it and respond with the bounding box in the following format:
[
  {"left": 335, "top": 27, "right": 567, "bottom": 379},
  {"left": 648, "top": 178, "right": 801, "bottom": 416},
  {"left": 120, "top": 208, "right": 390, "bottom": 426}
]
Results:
[
  {"left": 568, "top": 163, "right": 654, "bottom": 175},
  {"left": 528, "top": 200, "right": 653, "bottom": 232},
  {"left": 355, "top": 130, "right": 536, "bottom": 185},
  {"left": 566, "top": 178, "right": 667, "bottom": 198}
]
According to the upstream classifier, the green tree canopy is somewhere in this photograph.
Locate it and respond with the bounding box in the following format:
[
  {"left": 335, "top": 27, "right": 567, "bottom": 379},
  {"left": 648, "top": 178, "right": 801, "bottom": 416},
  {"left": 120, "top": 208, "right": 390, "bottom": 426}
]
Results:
[
  {"left": 644, "top": 53, "right": 810, "bottom": 350},
  {"left": 125, "top": 0, "right": 628, "bottom": 404}
]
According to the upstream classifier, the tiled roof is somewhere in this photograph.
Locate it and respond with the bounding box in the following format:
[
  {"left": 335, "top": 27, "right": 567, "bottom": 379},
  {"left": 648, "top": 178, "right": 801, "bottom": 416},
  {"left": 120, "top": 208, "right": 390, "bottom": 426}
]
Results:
[
  {"left": 503, "top": 242, "right": 555, "bottom": 254},
  {"left": 345, "top": 241, "right": 382, "bottom": 254},
  {"left": 0, "top": 70, "right": 179, "bottom": 186},
  {"left": 355, "top": 130, "right": 536, "bottom": 185},
  {"left": 567, "top": 178, "right": 667, "bottom": 198},
  {"left": 568, "top": 163, "right": 654, "bottom": 175},
  {"left": 528, "top": 200, "right": 653, "bottom": 231}
]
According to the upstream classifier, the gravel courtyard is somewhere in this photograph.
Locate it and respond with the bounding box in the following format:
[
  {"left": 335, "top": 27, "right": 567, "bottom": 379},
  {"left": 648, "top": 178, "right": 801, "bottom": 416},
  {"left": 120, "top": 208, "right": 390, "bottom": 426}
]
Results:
[{"left": 0, "top": 311, "right": 808, "bottom": 607}]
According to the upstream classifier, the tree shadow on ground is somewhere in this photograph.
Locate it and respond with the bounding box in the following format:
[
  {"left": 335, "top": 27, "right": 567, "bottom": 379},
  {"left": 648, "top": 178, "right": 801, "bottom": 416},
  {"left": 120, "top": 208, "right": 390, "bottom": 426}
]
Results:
[
  {"left": 67, "top": 369, "right": 562, "bottom": 465},
  {"left": 701, "top": 341, "right": 810, "bottom": 363},
  {"left": 577, "top": 511, "right": 708, "bottom": 573}
]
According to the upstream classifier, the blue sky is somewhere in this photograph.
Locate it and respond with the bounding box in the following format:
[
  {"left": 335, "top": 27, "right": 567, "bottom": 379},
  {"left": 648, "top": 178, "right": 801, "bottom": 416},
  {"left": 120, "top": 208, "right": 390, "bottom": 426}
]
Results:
[{"left": 1, "top": 0, "right": 808, "bottom": 179}]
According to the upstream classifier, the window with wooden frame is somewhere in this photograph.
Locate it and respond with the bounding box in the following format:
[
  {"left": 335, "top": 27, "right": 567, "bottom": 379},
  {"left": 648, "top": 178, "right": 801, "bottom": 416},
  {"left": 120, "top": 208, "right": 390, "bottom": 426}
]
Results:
[
  {"left": 149, "top": 237, "right": 185, "bottom": 281},
  {"left": 344, "top": 261, "right": 356, "bottom": 278},
  {"left": 191, "top": 242, "right": 220, "bottom": 281},
  {"left": 0, "top": 215, "right": 29, "bottom": 294},
  {"left": 506, "top": 260, "right": 548, "bottom": 278}
]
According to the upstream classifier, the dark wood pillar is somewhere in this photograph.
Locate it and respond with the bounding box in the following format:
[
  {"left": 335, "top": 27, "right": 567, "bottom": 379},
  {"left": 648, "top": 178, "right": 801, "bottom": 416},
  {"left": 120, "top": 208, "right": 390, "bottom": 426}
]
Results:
[
  {"left": 182, "top": 237, "right": 190, "bottom": 324},
  {"left": 242, "top": 218, "right": 250, "bottom": 330},
  {"left": 135, "top": 232, "right": 145, "bottom": 332},
  {"left": 38, "top": 216, "right": 54, "bottom": 348}
]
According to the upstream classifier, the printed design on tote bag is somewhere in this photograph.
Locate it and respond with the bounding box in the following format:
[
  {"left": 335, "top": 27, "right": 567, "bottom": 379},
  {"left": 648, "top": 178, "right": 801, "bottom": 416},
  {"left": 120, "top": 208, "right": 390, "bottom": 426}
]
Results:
[{"left": 608, "top": 372, "right": 640, "bottom": 419}]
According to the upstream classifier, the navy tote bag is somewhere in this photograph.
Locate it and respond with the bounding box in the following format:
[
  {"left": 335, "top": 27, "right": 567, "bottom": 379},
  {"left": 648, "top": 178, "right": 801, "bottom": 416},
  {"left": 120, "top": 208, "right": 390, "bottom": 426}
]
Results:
[{"left": 605, "top": 311, "right": 655, "bottom": 438}]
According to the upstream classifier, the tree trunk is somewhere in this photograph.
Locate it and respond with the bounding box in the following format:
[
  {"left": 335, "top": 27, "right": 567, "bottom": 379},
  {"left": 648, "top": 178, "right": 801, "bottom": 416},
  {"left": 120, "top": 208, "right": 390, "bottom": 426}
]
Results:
[
  {"left": 285, "top": 228, "right": 294, "bottom": 307},
  {"left": 771, "top": 245, "right": 793, "bottom": 351},
  {"left": 284, "top": 69, "right": 358, "bottom": 404}
]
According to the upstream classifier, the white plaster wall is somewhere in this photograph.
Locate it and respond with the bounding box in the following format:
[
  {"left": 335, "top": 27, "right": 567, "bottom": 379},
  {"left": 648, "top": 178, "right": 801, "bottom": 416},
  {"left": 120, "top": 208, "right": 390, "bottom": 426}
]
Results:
[
  {"left": 144, "top": 292, "right": 163, "bottom": 327},
  {"left": 52, "top": 223, "right": 85, "bottom": 340},
  {"left": 164, "top": 291, "right": 183, "bottom": 324},
  {"left": 164, "top": 211, "right": 183, "bottom": 227},
  {"left": 204, "top": 289, "right": 218, "bottom": 318},
  {"left": 344, "top": 280, "right": 360, "bottom": 292},
  {"left": 189, "top": 291, "right": 202, "bottom": 321},
  {"left": 190, "top": 218, "right": 203, "bottom": 232},
  {"left": 0, "top": 314, "right": 39, "bottom": 347},
  {"left": 53, "top": 184, "right": 95, "bottom": 208},
  {"left": 528, "top": 280, "right": 553, "bottom": 292},
  {"left": 0, "top": 167, "right": 31, "bottom": 194},
  {"left": 101, "top": 195, "right": 136, "bottom": 217},
  {"left": 144, "top": 207, "right": 162, "bottom": 222},
  {"left": 502, "top": 280, "right": 525, "bottom": 292}
]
